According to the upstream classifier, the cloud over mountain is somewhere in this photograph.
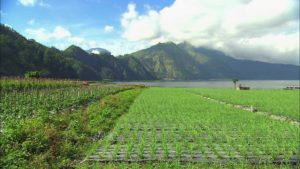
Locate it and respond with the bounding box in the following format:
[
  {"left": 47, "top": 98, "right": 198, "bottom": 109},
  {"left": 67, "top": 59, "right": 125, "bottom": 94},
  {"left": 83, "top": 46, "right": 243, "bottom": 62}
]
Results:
[
  {"left": 121, "top": 0, "right": 299, "bottom": 65},
  {"left": 25, "top": 26, "right": 71, "bottom": 41}
]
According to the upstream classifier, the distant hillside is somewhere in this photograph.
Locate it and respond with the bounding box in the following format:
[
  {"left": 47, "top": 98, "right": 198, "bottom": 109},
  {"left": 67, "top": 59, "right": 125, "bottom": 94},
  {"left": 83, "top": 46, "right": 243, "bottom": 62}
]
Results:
[
  {"left": 178, "top": 42, "right": 299, "bottom": 80},
  {"left": 0, "top": 25, "right": 153, "bottom": 80},
  {"left": 128, "top": 42, "right": 200, "bottom": 80},
  {"left": 1, "top": 24, "right": 298, "bottom": 80},
  {"left": 128, "top": 42, "right": 299, "bottom": 80},
  {"left": 62, "top": 45, "right": 100, "bottom": 80},
  {"left": 0, "top": 25, "right": 79, "bottom": 79},
  {"left": 64, "top": 45, "right": 155, "bottom": 80}
]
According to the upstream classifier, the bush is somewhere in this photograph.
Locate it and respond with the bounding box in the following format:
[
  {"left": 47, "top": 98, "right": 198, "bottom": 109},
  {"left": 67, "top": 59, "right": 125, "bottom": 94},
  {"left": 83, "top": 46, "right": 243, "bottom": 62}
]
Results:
[{"left": 24, "top": 71, "right": 41, "bottom": 78}]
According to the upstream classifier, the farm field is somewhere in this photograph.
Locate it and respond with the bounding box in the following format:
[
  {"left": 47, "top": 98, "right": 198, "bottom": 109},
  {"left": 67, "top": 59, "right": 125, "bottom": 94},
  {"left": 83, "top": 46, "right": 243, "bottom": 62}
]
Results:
[
  {"left": 0, "top": 83, "right": 133, "bottom": 122},
  {"left": 89, "top": 88, "right": 299, "bottom": 167},
  {"left": 0, "top": 78, "right": 144, "bottom": 168},
  {"left": 0, "top": 78, "right": 80, "bottom": 91},
  {"left": 1, "top": 80, "right": 299, "bottom": 168},
  {"left": 186, "top": 88, "right": 300, "bottom": 121}
]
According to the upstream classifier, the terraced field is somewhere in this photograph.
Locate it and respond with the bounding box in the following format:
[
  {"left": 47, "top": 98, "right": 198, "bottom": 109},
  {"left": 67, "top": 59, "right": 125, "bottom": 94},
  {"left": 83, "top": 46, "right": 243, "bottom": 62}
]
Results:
[{"left": 90, "top": 88, "right": 299, "bottom": 165}]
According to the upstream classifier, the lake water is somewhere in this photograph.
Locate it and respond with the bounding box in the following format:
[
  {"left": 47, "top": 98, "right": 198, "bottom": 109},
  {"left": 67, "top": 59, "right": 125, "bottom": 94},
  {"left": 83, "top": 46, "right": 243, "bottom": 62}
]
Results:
[{"left": 116, "top": 80, "right": 300, "bottom": 89}]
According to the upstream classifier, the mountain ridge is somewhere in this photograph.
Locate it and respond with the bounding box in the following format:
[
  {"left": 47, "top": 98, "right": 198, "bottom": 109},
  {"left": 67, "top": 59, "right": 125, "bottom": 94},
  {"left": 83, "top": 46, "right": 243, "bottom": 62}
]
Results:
[{"left": 0, "top": 24, "right": 298, "bottom": 80}]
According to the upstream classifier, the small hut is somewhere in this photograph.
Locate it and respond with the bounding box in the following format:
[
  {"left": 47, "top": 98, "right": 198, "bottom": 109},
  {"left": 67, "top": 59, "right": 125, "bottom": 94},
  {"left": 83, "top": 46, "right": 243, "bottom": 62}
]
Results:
[
  {"left": 80, "top": 81, "right": 89, "bottom": 85},
  {"left": 236, "top": 84, "right": 250, "bottom": 90}
]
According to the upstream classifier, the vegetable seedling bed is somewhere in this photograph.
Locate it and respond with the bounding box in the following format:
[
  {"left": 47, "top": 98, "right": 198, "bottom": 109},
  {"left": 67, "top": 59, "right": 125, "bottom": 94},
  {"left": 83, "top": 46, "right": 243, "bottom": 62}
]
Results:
[
  {"left": 88, "top": 88, "right": 299, "bottom": 165},
  {"left": 89, "top": 126, "right": 299, "bottom": 164}
]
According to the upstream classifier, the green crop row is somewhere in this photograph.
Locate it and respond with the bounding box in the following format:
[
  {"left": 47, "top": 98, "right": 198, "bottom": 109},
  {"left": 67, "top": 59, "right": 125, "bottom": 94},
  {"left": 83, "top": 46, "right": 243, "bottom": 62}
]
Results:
[
  {"left": 0, "top": 85, "right": 143, "bottom": 168},
  {"left": 186, "top": 88, "right": 299, "bottom": 121},
  {"left": 0, "top": 77, "right": 80, "bottom": 92},
  {"left": 93, "top": 88, "right": 299, "bottom": 165},
  {"left": 0, "top": 85, "right": 136, "bottom": 124},
  {"left": 80, "top": 162, "right": 298, "bottom": 169}
]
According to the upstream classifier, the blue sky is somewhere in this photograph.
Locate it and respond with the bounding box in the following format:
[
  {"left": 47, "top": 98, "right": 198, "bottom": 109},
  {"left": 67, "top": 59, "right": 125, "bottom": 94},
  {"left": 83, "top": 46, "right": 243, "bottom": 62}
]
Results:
[
  {"left": 1, "top": 0, "right": 174, "bottom": 54},
  {"left": 0, "top": 0, "right": 299, "bottom": 65}
]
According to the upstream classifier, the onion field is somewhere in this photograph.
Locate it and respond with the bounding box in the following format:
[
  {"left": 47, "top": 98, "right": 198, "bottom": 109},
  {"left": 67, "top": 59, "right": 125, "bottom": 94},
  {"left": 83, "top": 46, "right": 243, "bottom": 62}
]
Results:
[
  {"left": 90, "top": 88, "right": 299, "bottom": 166},
  {"left": 0, "top": 84, "right": 132, "bottom": 121},
  {"left": 186, "top": 88, "right": 300, "bottom": 121},
  {"left": 1, "top": 80, "right": 299, "bottom": 168},
  {"left": 0, "top": 79, "right": 141, "bottom": 168}
]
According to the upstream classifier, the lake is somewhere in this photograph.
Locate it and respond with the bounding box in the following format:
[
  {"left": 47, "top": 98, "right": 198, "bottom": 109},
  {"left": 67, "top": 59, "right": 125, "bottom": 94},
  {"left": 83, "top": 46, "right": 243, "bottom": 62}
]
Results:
[{"left": 116, "top": 80, "right": 300, "bottom": 89}]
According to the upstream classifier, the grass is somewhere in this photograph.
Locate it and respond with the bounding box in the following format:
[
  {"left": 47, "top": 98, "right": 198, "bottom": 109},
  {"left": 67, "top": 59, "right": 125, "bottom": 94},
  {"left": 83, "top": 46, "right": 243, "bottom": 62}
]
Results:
[{"left": 186, "top": 88, "right": 300, "bottom": 120}]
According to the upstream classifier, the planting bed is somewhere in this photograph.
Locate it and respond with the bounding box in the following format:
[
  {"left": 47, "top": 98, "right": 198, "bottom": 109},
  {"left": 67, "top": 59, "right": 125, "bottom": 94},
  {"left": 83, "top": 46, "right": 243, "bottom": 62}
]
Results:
[
  {"left": 186, "top": 88, "right": 300, "bottom": 121},
  {"left": 89, "top": 88, "right": 299, "bottom": 164}
]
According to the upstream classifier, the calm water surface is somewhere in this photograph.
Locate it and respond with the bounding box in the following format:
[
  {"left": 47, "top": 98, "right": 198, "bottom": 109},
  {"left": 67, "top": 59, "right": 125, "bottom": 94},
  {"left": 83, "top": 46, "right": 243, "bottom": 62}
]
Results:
[{"left": 116, "top": 80, "right": 299, "bottom": 89}]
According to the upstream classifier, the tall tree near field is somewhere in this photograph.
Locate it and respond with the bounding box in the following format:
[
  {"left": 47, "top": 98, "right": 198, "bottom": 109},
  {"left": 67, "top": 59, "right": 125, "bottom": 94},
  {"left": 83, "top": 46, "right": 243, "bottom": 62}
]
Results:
[{"left": 232, "top": 78, "right": 239, "bottom": 89}]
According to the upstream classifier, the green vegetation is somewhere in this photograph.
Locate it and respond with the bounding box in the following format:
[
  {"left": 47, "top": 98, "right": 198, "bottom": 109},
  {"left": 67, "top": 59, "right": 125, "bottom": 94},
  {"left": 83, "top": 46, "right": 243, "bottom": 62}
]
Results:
[
  {"left": 0, "top": 78, "right": 79, "bottom": 91},
  {"left": 187, "top": 88, "right": 300, "bottom": 120},
  {"left": 0, "top": 78, "right": 143, "bottom": 168},
  {"left": 232, "top": 78, "right": 239, "bottom": 89},
  {"left": 80, "top": 162, "right": 297, "bottom": 169},
  {"left": 1, "top": 6, "right": 299, "bottom": 168},
  {"left": 129, "top": 42, "right": 201, "bottom": 79},
  {"left": 24, "top": 71, "right": 41, "bottom": 78},
  {"left": 64, "top": 45, "right": 154, "bottom": 80},
  {"left": 0, "top": 25, "right": 79, "bottom": 79},
  {"left": 88, "top": 88, "right": 299, "bottom": 167},
  {"left": 1, "top": 79, "right": 299, "bottom": 168},
  {"left": 1, "top": 83, "right": 133, "bottom": 122}
]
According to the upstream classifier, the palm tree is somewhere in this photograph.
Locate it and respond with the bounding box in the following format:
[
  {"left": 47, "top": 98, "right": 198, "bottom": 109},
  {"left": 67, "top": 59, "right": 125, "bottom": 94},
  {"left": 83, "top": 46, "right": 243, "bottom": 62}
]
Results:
[{"left": 232, "top": 78, "right": 239, "bottom": 89}]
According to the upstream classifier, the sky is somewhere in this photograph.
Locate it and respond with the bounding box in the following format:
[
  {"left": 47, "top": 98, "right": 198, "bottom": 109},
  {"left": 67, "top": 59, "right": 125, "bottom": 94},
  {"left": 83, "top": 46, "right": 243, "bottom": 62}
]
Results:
[{"left": 0, "top": 0, "right": 299, "bottom": 65}]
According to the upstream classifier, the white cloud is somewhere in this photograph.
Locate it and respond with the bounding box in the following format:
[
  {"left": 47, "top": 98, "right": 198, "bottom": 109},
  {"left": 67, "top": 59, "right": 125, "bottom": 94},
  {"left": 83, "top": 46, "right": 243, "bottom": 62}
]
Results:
[
  {"left": 24, "top": 25, "right": 147, "bottom": 56},
  {"left": 39, "top": 0, "right": 51, "bottom": 7},
  {"left": 104, "top": 25, "right": 114, "bottom": 33},
  {"left": 28, "top": 19, "right": 35, "bottom": 25},
  {"left": 25, "top": 28, "right": 50, "bottom": 41},
  {"left": 18, "top": 0, "right": 38, "bottom": 6},
  {"left": 25, "top": 26, "right": 71, "bottom": 41},
  {"left": 18, "top": 0, "right": 50, "bottom": 7},
  {"left": 121, "top": 3, "right": 161, "bottom": 41},
  {"left": 220, "top": 32, "right": 299, "bottom": 64},
  {"left": 52, "top": 26, "right": 71, "bottom": 39},
  {"left": 4, "top": 23, "right": 13, "bottom": 29},
  {"left": 66, "top": 36, "right": 149, "bottom": 56},
  {"left": 120, "top": 0, "right": 300, "bottom": 65}
]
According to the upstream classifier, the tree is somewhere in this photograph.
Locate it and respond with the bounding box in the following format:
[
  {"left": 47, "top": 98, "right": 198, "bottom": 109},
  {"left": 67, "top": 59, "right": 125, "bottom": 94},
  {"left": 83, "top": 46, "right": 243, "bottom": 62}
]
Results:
[{"left": 232, "top": 78, "right": 239, "bottom": 89}]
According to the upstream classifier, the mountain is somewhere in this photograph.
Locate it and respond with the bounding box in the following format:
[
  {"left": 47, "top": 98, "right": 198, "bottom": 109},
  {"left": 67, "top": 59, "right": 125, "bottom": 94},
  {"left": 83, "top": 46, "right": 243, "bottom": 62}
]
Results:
[
  {"left": 127, "top": 42, "right": 201, "bottom": 80},
  {"left": 63, "top": 45, "right": 100, "bottom": 80},
  {"left": 86, "top": 48, "right": 110, "bottom": 55},
  {"left": 1, "top": 24, "right": 299, "bottom": 80},
  {"left": 0, "top": 24, "right": 153, "bottom": 80},
  {"left": 128, "top": 42, "right": 299, "bottom": 80},
  {"left": 0, "top": 25, "right": 79, "bottom": 79},
  {"left": 64, "top": 45, "right": 154, "bottom": 80},
  {"left": 119, "top": 55, "right": 156, "bottom": 80},
  {"left": 178, "top": 42, "right": 299, "bottom": 80}
]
